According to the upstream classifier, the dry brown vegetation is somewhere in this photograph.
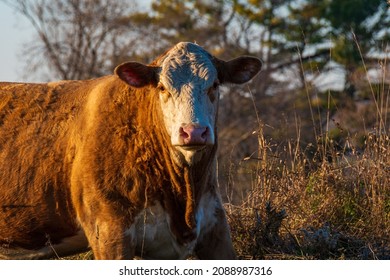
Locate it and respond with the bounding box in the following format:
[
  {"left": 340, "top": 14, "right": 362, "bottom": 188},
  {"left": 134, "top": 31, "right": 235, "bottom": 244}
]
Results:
[{"left": 224, "top": 87, "right": 390, "bottom": 260}]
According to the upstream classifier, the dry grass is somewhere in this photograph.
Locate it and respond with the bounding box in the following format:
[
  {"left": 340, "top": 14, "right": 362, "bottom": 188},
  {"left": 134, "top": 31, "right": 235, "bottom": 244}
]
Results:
[
  {"left": 226, "top": 131, "right": 389, "bottom": 259},
  {"left": 225, "top": 46, "right": 390, "bottom": 259}
]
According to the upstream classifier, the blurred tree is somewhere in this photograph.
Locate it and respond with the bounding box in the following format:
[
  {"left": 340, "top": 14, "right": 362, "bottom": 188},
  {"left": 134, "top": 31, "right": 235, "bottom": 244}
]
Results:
[
  {"left": 229, "top": 0, "right": 389, "bottom": 126},
  {"left": 2, "top": 0, "right": 143, "bottom": 80},
  {"left": 322, "top": 0, "right": 389, "bottom": 96}
]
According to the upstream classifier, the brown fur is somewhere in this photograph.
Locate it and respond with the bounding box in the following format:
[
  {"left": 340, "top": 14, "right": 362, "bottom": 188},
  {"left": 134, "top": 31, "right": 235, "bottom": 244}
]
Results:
[{"left": 0, "top": 74, "right": 221, "bottom": 258}]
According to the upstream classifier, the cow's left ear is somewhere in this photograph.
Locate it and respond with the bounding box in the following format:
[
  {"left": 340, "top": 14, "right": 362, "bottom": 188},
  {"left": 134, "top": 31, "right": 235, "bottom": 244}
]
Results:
[
  {"left": 216, "top": 56, "right": 262, "bottom": 84},
  {"left": 114, "top": 62, "right": 157, "bottom": 88}
]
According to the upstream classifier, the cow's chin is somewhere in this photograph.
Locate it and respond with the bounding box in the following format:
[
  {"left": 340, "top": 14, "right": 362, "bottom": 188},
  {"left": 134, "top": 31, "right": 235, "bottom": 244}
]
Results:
[{"left": 172, "top": 145, "right": 210, "bottom": 166}]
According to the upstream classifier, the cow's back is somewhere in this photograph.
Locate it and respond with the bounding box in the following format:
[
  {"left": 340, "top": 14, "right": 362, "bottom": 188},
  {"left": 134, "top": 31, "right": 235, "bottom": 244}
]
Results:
[{"left": 0, "top": 80, "right": 91, "bottom": 248}]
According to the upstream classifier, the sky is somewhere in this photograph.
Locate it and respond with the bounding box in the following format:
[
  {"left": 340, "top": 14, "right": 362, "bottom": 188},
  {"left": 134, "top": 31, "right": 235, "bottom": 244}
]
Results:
[{"left": 0, "top": 1, "right": 38, "bottom": 82}]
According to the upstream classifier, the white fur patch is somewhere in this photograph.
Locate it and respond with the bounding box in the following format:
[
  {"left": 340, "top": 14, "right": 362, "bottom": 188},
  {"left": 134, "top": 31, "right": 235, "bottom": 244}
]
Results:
[
  {"left": 129, "top": 190, "right": 220, "bottom": 260},
  {"left": 132, "top": 202, "right": 196, "bottom": 259},
  {"left": 196, "top": 191, "right": 219, "bottom": 232}
]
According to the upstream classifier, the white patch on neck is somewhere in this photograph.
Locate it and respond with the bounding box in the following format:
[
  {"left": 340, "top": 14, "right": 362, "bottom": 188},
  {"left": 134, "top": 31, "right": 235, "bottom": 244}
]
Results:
[
  {"left": 131, "top": 202, "right": 197, "bottom": 259},
  {"left": 124, "top": 188, "right": 221, "bottom": 259},
  {"left": 195, "top": 191, "right": 219, "bottom": 232}
]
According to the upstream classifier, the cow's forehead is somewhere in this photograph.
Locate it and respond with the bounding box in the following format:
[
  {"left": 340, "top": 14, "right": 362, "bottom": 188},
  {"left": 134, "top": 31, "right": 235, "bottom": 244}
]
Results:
[{"left": 159, "top": 43, "right": 217, "bottom": 92}]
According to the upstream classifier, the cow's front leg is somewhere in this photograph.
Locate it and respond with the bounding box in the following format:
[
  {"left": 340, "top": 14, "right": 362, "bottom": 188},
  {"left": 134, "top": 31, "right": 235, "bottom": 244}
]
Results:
[
  {"left": 74, "top": 196, "right": 136, "bottom": 259},
  {"left": 83, "top": 216, "right": 136, "bottom": 260}
]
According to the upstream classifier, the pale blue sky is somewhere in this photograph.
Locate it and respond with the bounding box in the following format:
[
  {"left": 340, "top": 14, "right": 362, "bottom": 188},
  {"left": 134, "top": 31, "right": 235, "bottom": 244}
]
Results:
[{"left": 0, "top": 1, "right": 37, "bottom": 82}]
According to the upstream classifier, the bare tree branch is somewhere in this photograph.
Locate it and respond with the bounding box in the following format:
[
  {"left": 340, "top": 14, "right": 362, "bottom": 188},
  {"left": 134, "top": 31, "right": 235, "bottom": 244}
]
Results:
[{"left": 2, "top": 0, "right": 141, "bottom": 81}]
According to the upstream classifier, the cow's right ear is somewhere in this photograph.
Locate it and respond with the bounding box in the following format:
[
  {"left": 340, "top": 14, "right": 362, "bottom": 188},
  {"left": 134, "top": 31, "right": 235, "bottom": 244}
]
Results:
[{"left": 114, "top": 62, "right": 157, "bottom": 88}]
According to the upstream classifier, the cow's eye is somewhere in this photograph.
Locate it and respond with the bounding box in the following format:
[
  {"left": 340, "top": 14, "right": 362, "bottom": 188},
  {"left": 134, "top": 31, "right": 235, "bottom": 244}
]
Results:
[
  {"left": 158, "top": 83, "right": 170, "bottom": 102},
  {"left": 207, "top": 80, "right": 219, "bottom": 102},
  {"left": 157, "top": 83, "right": 166, "bottom": 92}
]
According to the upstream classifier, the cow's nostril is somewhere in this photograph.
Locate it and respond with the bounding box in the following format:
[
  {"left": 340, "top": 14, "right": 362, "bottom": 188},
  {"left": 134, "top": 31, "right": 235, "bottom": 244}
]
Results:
[
  {"left": 179, "top": 127, "right": 190, "bottom": 139},
  {"left": 201, "top": 127, "right": 208, "bottom": 140}
]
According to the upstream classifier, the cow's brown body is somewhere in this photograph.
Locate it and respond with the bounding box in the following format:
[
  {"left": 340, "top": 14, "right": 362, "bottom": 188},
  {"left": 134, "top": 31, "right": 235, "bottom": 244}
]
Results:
[{"left": 0, "top": 42, "right": 261, "bottom": 259}]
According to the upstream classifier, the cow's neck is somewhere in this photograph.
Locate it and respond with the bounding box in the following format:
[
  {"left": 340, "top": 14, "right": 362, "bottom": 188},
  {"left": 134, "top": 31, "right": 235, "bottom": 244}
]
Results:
[{"left": 158, "top": 148, "right": 216, "bottom": 245}]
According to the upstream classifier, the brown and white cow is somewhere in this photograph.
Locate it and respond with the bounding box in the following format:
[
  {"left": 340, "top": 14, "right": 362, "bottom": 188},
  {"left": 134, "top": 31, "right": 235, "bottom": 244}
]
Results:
[{"left": 0, "top": 42, "right": 261, "bottom": 259}]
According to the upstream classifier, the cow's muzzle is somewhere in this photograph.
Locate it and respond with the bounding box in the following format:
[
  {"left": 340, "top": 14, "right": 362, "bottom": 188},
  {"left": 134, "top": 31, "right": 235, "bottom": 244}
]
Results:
[{"left": 178, "top": 124, "right": 210, "bottom": 147}]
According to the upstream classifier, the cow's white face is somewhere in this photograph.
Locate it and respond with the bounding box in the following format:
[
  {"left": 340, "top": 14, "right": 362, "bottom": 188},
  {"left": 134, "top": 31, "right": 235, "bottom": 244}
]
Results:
[
  {"left": 156, "top": 43, "right": 219, "bottom": 163},
  {"left": 114, "top": 42, "right": 262, "bottom": 165}
]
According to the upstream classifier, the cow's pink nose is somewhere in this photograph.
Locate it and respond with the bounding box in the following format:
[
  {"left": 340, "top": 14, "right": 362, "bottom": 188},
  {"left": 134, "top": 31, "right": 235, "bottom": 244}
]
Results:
[{"left": 179, "top": 125, "right": 208, "bottom": 145}]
